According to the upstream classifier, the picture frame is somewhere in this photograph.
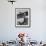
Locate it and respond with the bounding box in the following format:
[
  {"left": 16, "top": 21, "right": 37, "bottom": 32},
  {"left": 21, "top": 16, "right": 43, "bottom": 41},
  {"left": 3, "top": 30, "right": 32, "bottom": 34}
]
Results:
[{"left": 15, "top": 8, "right": 31, "bottom": 28}]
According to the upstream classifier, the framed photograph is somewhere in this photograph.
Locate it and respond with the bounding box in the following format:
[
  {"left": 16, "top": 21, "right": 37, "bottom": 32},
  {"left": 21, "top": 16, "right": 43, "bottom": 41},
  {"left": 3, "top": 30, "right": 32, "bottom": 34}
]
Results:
[{"left": 15, "top": 8, "right": 31, "bottom": 28}]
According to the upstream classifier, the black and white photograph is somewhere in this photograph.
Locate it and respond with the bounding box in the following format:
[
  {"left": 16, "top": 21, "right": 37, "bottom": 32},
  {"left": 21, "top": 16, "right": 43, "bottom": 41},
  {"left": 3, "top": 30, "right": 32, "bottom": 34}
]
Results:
[{"left": 15, "top": 8, "right": 31, "bottom": 28}]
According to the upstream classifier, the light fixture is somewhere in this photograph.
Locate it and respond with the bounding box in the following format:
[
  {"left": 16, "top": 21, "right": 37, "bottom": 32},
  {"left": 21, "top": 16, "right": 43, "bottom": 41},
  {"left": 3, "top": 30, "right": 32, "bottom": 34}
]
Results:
[{"left": 8, "top": 0, "right": 16, "bottom": 4}]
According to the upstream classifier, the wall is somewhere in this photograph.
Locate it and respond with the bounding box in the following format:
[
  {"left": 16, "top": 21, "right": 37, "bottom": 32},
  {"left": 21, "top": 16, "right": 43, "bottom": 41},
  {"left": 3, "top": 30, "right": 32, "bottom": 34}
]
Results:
[{"left": 0, "top": 0, "right": 46, "bottom": 42}]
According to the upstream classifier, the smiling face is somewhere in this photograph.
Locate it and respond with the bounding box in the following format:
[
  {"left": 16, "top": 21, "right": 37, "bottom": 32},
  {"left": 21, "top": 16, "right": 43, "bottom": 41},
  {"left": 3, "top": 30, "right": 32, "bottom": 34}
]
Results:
[
  {"left": 18, "top": 18, "right": 24, "bottom": 23},
  {"left": 17, "top": 18, "right": 24, "bottom": 25}
]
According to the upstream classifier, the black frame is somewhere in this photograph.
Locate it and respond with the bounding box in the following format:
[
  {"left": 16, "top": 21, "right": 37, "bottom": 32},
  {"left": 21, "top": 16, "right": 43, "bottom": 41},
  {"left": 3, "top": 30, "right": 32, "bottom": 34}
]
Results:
[{"left": 15, "top": 8, "right": 31, "bottom": 28}]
